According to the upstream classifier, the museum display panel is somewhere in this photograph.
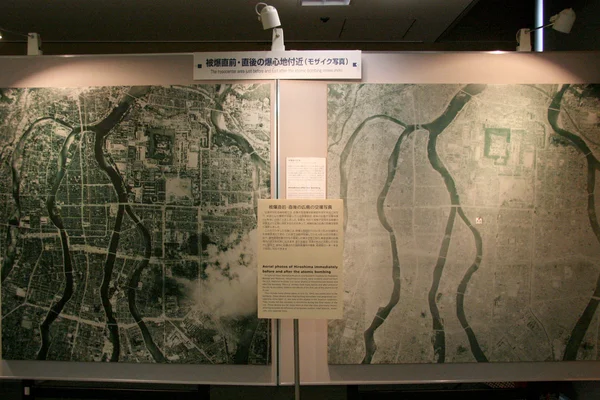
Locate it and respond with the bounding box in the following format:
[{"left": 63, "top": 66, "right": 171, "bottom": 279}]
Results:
[
  {"left": 278, "top": 52, "right": 600, "bottom": 384},
  {"left": 0, "top": 54, "right": 276, "bottom": 384},
  {"left": 1, "top": 51, "right": 600, "bottom": 386}
]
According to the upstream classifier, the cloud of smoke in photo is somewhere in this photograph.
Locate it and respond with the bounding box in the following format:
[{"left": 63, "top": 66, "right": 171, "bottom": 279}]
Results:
[{"left": 192, "top": 230, "right": 258, "bottom": 318}]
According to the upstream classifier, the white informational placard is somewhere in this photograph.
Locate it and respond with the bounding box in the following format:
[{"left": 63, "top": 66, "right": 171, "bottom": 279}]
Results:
[
  {"left": 286, "top": 157, "right": 326, "bottom": 200},
  {"left": 257, "top": 199, "right": 344, "bottom": 319},
  {"left": 193, "top": 51, "right": 361, "bottom": 80}
]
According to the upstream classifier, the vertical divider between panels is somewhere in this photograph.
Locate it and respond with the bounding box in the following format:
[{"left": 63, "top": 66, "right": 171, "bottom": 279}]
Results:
[
  {"left": 294, "top": 319, "right": 300, "bottom": 399},
  {"left": 274, "top": 79, "right": 281, "bottom": 387}
]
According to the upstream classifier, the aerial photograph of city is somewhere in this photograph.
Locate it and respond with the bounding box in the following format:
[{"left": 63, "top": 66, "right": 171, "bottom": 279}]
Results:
[
  {"left": 0, "top": 83, "right": 271, "bottom": 364},
  {"left": 327, "top": 83, "right": 600, "bottom": 364}
]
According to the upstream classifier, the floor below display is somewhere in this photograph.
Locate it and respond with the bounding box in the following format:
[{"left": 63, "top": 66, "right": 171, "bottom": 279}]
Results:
[{"left": 1, "top": 380, "right": 594, "bottom": 400}]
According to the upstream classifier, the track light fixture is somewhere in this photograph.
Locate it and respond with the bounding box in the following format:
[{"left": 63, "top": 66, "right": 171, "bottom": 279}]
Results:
[
  {"left": 517, "top": 8, "right": 576, "bottom": 52},
  {"left": 255, "top": 2, "right": 285, "bottom": 51},
  {"left": 0, "top": 26, "right": 43, "bottom": 55}
]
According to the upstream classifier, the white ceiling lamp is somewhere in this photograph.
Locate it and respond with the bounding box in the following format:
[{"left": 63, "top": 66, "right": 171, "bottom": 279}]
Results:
[
  {"left": 550, "top": 8, "right": 577, "bottom": 33},
  {"left": 0, "top": 26, "right": 43, "bottom": 55},
  {"left": 256, "top": 2, "right": 285, "bottom": 51},
  {"left": 517, "top": 8, "right": 576, "bottom": 52}
]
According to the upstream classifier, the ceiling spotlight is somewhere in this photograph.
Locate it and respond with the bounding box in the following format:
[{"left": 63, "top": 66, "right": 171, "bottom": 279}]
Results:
[
  {"left": 550, "top": 8, "right": 577, "bottom": 33},
  {"left": 517, "top": 8, "right": 576, "bottom": 52},
  {"left": 256, "top": 2, "right": 281, "bottom": 30},
  {"left": 0, "top": 26, "right": 43, "bottom": 55},
  {"left": 256, "top": 2, "right": 285, "bottom": 51}
]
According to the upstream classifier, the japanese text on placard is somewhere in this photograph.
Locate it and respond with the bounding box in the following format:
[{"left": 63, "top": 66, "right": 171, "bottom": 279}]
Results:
[{"left": 205, "top": 57, "right": 349, "bottom": 68}]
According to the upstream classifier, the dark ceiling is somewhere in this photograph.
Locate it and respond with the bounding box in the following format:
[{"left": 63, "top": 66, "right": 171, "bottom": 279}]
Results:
[{"left": 0, "top": 0, "right": 598, "bottom": 55}]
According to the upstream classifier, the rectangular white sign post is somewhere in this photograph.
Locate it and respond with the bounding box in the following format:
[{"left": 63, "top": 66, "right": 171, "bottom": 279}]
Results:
[
  {"left": 193, "top": 50, "right": 361, "bottom": 80},
  {"left": 257, "top": 199, "right": 344, "bottom": 319}
]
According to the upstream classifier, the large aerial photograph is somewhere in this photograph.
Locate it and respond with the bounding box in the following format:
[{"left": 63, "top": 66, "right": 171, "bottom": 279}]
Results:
[
  {"left": 0, "top": 83, "right": 271, "bottom": 364},
  {"left": 327, "top": 83, "right": 600, "bottom": 364}
]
